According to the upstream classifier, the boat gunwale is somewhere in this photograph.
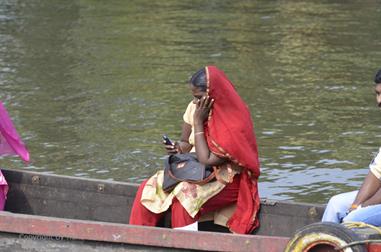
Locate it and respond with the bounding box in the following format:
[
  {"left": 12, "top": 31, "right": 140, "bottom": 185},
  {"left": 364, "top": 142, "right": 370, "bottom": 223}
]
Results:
[
  {"left": 2, "top": 168, "right": 326, "bottom": 208},
  {"left": 0, "top": 211, "right": 290, "bottom": 252}
]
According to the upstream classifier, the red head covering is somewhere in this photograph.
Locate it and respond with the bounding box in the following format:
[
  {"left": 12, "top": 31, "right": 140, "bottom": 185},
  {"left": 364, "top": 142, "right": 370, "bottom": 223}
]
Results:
[{"left": 204, "top": 66, "right": 260, "bottom": 234}]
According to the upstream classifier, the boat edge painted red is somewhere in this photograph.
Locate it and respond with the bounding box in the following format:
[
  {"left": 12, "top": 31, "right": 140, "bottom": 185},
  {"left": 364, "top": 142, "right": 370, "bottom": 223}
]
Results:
[{"left": 0, "top": 211, "right": 289, "bottom": 252}]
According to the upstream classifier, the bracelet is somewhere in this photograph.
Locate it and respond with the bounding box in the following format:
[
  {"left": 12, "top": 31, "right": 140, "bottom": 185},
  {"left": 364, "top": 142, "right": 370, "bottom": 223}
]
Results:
[
  {"left": 194, "top": 132, "right": 204, "bottom": 136},
  {"left": 350, "top": 203, "right": 362, "bottom": 210}
]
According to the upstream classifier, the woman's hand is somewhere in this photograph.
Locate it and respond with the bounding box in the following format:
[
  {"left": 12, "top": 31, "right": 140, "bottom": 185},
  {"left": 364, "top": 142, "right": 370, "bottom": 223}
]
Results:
[
  {"left": 163, "top": 141, "right": 193, "bottom": 155},
  {"left": 193, "top": 96, "right": 214, "bottom": 125},
  {"left": 163, "top": 141, "right": 179, "bottom": 155}
]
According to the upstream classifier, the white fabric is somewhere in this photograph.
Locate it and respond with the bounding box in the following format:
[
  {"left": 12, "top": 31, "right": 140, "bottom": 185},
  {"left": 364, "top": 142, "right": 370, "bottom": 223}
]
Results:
[
  {"left": 174, "top": 221, "right": 198, "bottom": 231},
  {"left": 369, "top": 147, "right": 381, "bottom": 179}
]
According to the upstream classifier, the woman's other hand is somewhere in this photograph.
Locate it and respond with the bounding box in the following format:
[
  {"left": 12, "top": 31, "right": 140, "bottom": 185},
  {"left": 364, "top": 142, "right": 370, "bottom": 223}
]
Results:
[{"left": 194, "top": 96, "right": 214, "bottom": 125}]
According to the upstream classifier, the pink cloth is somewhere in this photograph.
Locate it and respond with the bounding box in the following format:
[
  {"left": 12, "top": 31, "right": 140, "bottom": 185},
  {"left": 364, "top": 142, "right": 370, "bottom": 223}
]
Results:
[
  {"left": 0, "top": 171, "right": 8, "bottom": 210},
  {"left": 0, "top": 100, "right": 30, "bottom": 210},
  {"left": 0, "top": 101, "right": 29, "bottom": 162}
]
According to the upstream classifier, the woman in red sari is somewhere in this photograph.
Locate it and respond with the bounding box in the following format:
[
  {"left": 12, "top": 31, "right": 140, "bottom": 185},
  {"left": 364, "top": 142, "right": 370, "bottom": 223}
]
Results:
[{"left": 129, "top": 66, "right": 260, "bottom": 234}]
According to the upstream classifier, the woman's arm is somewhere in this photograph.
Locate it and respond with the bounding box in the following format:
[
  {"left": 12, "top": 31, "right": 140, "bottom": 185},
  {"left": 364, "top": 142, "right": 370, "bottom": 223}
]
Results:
[
  {"left": 164, "top": 122, "right": 193, "bottom": 154},
  {"left": 193, "top": 96, "right": 227, "bottom": 166},
  {"left": 178, "top": 122, "right": 193, "bottom": 153}
]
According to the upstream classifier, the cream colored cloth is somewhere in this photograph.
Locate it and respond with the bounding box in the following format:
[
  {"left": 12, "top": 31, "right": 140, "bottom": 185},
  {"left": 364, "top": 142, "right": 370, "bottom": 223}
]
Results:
[
  {"left": 370, "top": 147, "right": 381, "bottom": 179},
  {"left": 141, "top": 164, "right": 238, "bottom": 217}
]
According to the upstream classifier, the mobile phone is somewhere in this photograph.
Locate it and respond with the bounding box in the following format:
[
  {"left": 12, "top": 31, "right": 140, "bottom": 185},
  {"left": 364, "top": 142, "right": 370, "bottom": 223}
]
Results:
[{"left": 162, "top": 134, "right": 174, "bottom": 146}]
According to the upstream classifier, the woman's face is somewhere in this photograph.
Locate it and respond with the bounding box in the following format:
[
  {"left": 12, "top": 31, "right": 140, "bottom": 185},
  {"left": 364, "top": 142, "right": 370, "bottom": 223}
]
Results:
[{"left": 189, "top": 84, "right": 207, "bottom": 104}]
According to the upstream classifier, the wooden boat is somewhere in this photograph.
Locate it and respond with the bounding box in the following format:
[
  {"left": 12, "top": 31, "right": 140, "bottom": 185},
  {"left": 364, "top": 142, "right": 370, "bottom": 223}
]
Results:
[{"left": 0, "top": 168, "right": 380, "bottom": 252}]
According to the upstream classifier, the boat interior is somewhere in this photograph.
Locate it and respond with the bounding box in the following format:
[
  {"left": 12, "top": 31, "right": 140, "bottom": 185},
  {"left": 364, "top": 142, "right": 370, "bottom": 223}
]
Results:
[{"left": 2, "top": 168, "right": 325, "bottom": 237}]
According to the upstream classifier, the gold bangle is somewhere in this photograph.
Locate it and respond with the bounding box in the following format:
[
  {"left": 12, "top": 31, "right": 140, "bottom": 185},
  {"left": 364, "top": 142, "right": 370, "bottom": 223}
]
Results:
[{"left": 194, "top": 132, "right": 204, "bottom": 136}]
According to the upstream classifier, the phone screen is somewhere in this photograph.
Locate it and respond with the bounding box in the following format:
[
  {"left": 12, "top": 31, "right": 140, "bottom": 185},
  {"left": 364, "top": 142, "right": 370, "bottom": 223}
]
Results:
[{"left": 162, "top": 135, "right": 173, "bottom": 145}]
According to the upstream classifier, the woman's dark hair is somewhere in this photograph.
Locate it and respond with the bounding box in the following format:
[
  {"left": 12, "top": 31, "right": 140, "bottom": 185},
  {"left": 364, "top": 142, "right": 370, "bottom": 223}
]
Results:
[
  {"left": 374, "top": 69, "right": 381, "bottom": 84},
  {"left": 189, "top": 67, "right": 207, "bottom": 92}
]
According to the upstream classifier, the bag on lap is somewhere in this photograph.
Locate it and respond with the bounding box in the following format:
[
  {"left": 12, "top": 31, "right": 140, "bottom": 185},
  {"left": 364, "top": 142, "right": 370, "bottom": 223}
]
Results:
[{"left": 162, "top": 153, "right": 216, "bottom": 193}]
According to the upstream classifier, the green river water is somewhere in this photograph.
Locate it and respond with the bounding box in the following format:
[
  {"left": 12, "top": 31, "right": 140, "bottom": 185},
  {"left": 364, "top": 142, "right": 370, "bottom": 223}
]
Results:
[{"left": 1, "top": 0, "right": 381, "bottom": 203}]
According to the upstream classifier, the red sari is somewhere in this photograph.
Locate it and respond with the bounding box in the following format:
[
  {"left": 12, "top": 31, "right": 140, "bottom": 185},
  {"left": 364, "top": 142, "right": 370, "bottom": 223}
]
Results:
[
  {"left": 204, "top": 66, "right": 260, "bottom": 234},
  {"left": 129, "top": 66, "right": 260, "bottom": 234}
]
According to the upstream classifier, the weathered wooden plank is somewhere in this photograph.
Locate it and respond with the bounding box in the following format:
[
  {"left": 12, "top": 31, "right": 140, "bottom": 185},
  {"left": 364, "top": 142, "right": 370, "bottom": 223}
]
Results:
[
  {"left": 3, "top": 168, "right": 136, "bottom": 224},
  {"left": 2, "top": 168, "right": 325, "bottom": 237},
  {"left": 255, "top": 200, "right": 324, "bottom": 236},
  {"left": 0, "top": 212, "right": 290, "bottom": 252},
  {"left": 0, "top": 232, "right": 193, "bottom": 252}
]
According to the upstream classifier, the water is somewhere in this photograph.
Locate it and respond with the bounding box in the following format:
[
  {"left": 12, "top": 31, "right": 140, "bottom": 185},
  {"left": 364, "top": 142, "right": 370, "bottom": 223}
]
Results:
[{"left": 1, "top": 0, "right": 381, "bottom": 203}]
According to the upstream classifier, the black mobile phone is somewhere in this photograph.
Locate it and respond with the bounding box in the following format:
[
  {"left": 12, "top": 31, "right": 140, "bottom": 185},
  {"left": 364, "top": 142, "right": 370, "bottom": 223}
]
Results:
[{"left": 162, "top": 134, "right": 174, "bottom": 146}]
